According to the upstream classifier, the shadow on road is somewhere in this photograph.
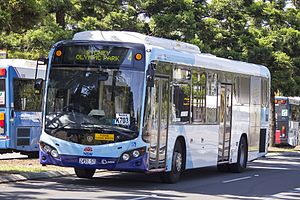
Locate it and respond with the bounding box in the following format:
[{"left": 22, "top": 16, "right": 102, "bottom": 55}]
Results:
[{"left": 1, "top": 153, "right": 300, "bottom": 199}]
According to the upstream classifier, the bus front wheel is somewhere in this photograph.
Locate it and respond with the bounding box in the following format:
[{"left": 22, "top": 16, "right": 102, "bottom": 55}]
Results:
[
  {"left": 74, "top": 168, "right": 95, "bottom": 179},
  {"left": 230, "top": 136, "right": 248, "bottom": 173},
  {"left": 160, "top": 141, "right": 184, "bottom": 184}
]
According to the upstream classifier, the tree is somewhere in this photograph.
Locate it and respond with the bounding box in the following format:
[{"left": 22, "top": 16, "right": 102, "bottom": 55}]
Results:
[{"left": 0, "top": 0, "right": 44, "bottom": 33}]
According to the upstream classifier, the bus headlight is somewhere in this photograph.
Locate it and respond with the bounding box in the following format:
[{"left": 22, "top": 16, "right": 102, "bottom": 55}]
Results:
[
  {"left": 132, "top": 150, "right": 140, "bottom": 158},
  {"left": 122, "top": 153, "right": 130, "bottom": 161},
  {"left": 42, "top": 144, "right": 52, "bottom": 153},
  {"left": 120, "top": 147, "right": 146, "bottom": 162},
  {"left": 40, "top": 141, "right": 60, "bottom": 159},
  {"left": 51, "top": 149, "right": 59, "bottom": 158}
]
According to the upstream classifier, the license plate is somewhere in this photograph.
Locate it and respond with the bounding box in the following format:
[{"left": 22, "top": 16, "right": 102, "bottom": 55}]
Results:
[
  {"left": 79, "top": 158, "right": 96, "bottom": 165},
  {"left": 95, "top": 133, "right": 114, "bottom": 141}
]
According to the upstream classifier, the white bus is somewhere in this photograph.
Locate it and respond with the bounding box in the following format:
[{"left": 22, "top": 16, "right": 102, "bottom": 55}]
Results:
[{"left": 37, "top": 31, "right": 270, "bottom": 183}]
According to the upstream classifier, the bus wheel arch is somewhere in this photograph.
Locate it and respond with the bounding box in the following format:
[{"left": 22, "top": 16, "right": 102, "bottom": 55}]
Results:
[
  {"left": 176, "top": 136, "right": 186, "bottom": 170},
  {"left": 160, "top": 136, "right": 186, "bottom": 183},
  {"left": 230, "top": 134, "right": 248, "bottom": 173}
]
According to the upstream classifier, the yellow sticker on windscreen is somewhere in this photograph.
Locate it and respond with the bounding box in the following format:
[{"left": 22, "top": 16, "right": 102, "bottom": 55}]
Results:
[{"left": 95, "top": 133, "right": 114, "bottom": 141}]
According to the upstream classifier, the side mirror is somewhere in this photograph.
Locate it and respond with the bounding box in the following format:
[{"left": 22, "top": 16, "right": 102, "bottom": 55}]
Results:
[
  {"left": 34, "top": 78, "right": 43, "bottom": 94},
  {"left": 146, "top": 62, "right": 156, "bottom": 87},
  {"left": 37, "top": 57, "right": 48, "bottom": 65},
  {"left": 34, "top": 57, "right": 47, "bottom": 94}
]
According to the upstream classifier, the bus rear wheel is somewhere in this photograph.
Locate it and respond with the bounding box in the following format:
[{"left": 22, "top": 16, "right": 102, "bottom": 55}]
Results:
[
  {"left": 74, "top": 168, "right": 95, "bottom": 178},
  {"left": 229, "top": 136, "right": 248, "bottom": 173},
  {"left": 160, "top": 141, "right": 184, "bottom": 184}
]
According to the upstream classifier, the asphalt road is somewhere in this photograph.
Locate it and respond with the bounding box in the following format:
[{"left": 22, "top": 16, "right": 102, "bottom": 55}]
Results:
[{"left": 0, "top": 152, "right": 300, "bottom": 200}]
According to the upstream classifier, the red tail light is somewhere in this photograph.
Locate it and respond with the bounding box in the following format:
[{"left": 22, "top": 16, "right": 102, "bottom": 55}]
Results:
[
  {"left": 281, "top": 100, "right": 287, "bottom": 104},
  {"left": 0, "top": 68, "right": 6, "bottom": 77},
  {"left": 281, "top": 126, "right": 286, "bottom": 137},
  {"left": 0, "top": 113, "right": 4, "bottom": 134}
]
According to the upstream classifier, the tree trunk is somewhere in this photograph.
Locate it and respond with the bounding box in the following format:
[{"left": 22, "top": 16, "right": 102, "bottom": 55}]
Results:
[
  {"left": 56, "top": 10, "right": 66, "bottom": 28},
  {"left": 269, "top": 91, "right": 275, "bottom": 147}
]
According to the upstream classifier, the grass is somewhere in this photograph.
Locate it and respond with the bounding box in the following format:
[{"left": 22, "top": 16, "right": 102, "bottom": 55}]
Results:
[
  {"left": 268, "top": 146, "right": 300, "bottom": 153},
  {"left": 0, "top": 159, "right": 68, "bottom": 174}
]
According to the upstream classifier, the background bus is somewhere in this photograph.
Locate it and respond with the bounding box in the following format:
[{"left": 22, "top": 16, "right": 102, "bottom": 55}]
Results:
[
  {"left": 275, "top": 96, "right": 300, "bottom": 147},
  {"left": 38, "top": 31, "right": 270, "bottom": 183},
  {"left": 0, "top": 59, "right": 45, "bottom": 157}
]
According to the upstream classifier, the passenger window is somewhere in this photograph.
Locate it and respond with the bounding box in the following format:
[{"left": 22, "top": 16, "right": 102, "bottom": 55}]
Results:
[
  {"left": 206, "top": 73, "right": 218, "bottom": 123},
  {"left": 192, "top": 71, "right": 206, "bottom": 123},
  {"left": 172, "top": 67, "right": 191, "bottom": 123},
  {"left": 261, "top": 79, "right": 268, "bottom": 107},
  {"left": 236, "top": 76, "right": 250, "bottom": 104},
  {"left": 14, "top": 79, "right": 43, "bottom": 111}
]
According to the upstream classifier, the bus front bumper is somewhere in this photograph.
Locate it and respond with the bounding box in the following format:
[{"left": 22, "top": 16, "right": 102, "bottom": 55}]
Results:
[{"left": 39, "top": 151, "right": 149, "bottom": 172}]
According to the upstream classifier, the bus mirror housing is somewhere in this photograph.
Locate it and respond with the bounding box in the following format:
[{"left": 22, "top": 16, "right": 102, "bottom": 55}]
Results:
[
  {"left": 34, "top": 57, "right": 47, "bottom": 94},
  {"left": 34, "top": 78, "right": 43, "bottom": 94},
  {"left": 146, "top": 63, "right": 156, "bottom": 87}
]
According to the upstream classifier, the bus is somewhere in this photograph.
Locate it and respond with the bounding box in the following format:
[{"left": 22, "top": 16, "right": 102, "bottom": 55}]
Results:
[
  {"left": 275, "top": 96, "right": 300, "bottom": 147},
  {"left": 36, "top": 31, "right": 270, "bottom": 183},
  {"left": 0, "top": 59, "right": 45, "bottom": 157}
]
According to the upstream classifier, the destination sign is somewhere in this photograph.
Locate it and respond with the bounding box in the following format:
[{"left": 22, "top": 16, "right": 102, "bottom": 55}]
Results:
[
  {"left": 75, "top": 50, "right": 121, "bottom": 62},
  {"left": 53, "top": 44, "right": 133, "bottom": 66}
]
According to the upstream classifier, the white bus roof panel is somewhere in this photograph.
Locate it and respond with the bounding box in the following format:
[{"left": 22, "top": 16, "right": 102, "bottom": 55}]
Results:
[
  {"left": 0, "top": 59, "right": 46, "bottom": 70},
  {"left": 195, "top": 54, "right": 270, "bottom": 78},
  {"left": 0, "top": 59, "right": 46, "bottom": 79},
  {"left": 73, "top": 31, "right": 270, "bottom": 78},
  {"left": 73, "top": 31, "right": 200, "bottom": 54}
]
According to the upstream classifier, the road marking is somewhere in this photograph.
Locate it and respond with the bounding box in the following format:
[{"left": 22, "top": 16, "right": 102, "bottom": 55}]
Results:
[
  {"left": 128, "top": 194, "right": 158, "bottom": 200},
  {"left": 129, "top": 196, "right": 149, "bottom": 200},
  {"left": 248, "top": 166, "right": 290, "bottom": 170},
  {"left": 223, "top": 176, "right": 252, "bottom": 183}
]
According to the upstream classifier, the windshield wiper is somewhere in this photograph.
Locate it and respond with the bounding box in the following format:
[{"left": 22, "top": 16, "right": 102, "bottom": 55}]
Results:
[
  {"left": 47, "top": 122, "right": 77, "bottom": 135},
  {"left": 79, "top": 123, "right": 135, "bottom": 137}
]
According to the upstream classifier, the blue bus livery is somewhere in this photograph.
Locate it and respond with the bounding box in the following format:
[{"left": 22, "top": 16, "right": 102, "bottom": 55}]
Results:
[
  {"left": 0, "top": 59, "right": 45, "bottom": 157},
  {"left": 38, "top": 31, "right": 270, "bottom": 183}
]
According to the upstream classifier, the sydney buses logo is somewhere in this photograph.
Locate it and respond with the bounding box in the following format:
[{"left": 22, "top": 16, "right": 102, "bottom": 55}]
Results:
[{"left": 83, "top": 147, "right": 93, "bottom": 156}]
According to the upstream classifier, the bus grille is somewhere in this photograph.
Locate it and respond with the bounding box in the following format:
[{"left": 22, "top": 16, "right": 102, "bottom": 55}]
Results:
[{"left": 17, "top": 128, "right": 30, "bottom": 146}]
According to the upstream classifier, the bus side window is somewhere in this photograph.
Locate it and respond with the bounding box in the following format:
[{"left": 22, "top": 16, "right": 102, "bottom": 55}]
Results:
[
  {"left": 236, "top": 76, "right": 250, "bottom": 105},
  {"left": 191, "top": 71, "right": 206, "bottom": 123},
  {"left": 172, "top": 67, "right": 191, "bottom": 123},
  {"left": 206, "top": 72, "right": 218, "bottom": 123},
  {"left": 291, "top": 104, "right": 300, "bottom": 121},
  {"left": 261, "top": 79, "right": 268, "bottom": 107},
  {"left": 14, "top": 79, "right": 43, "bottom": 111}
]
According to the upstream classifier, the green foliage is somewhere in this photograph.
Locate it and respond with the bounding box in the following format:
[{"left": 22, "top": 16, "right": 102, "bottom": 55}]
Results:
[
  {"left": 0, "top": 0, "right": 44, "bottom": 33},
  {"left": 0, "top": 0, "right": 300, "bottom": 99}
]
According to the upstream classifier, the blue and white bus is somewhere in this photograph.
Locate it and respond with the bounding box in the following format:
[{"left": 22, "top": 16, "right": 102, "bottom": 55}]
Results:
[
  {"left": 38, "top": 31, "right": 270, "bottom": 183},
  {"left": 0, "top": 59, "right": 45, "bottom": 157}
]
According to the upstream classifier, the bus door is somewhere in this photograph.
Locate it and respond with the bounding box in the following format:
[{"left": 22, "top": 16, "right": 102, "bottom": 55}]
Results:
[
  {"left": 12, "top": 78, "right": 42, "bottom": 154},
  {"left": 148, "top": 76, "right": 169, "bottom": 170},
  {"left": 218, "top": 84, "right": 232, "bottom": 163}
]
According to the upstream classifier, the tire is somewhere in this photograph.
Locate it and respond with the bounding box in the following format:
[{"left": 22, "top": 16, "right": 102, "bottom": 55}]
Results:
[
  {"left": 74, "top": 168, "right": 95, "bottom": 179},
  {"left": 23, "top": 152, "right": 39, "bottom": 159},
  {"left": 160, "top": 140, "right": 184, "bottom": 184},
  {"left": 217, "top": 163, "right": 229, "bottom": 173},
  {"left": 229, "top": 136, "right": 248, "bottom": 173}
]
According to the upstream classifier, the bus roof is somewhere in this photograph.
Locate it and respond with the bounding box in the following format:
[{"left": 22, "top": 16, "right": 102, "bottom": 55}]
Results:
[
  {"left": 0, "top": 59, "right": 46, "bottom": 70},
  {"left": 72, "top": 31, "right": 270, "bottom": 78},
  {"left": 73, "top": 31, "right": 201, "bottom": 54}
]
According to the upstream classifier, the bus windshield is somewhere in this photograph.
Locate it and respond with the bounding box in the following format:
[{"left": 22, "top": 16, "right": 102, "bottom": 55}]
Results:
[{"left": 45, "top": 64, "right": 144, "bottom": 145}]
